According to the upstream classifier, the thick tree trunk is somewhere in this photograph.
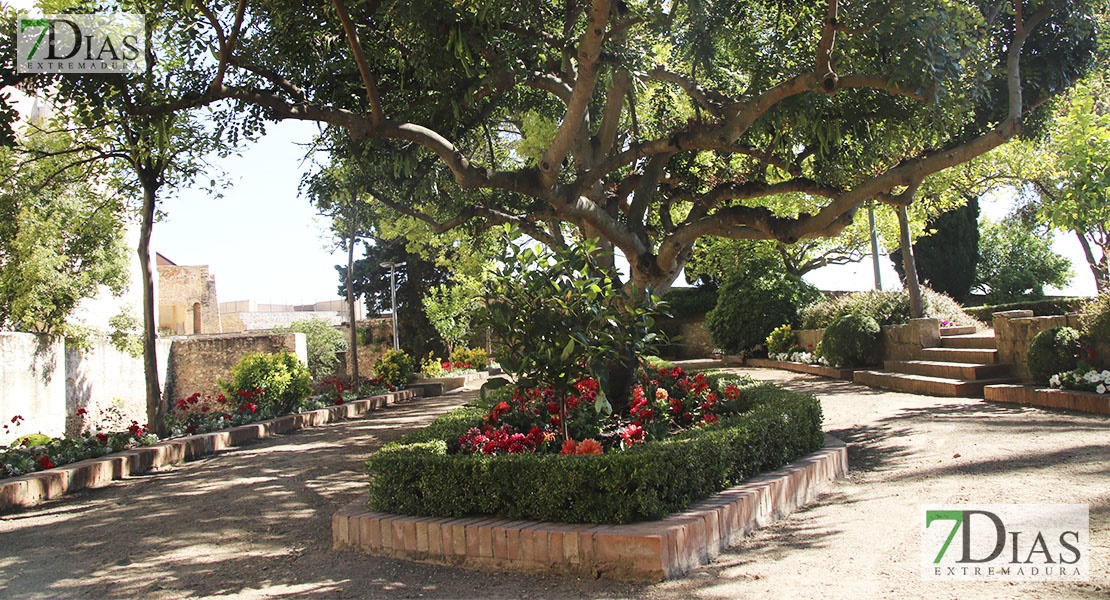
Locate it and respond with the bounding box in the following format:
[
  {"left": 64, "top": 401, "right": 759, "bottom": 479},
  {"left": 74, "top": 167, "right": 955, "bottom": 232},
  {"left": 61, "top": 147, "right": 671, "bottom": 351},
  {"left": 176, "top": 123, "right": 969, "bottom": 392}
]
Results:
[
  {"left": 138, "top": 177, "right": 163, "bottom": 435},
  {"left": 1075, "top": 230, "right": 1109, "bottom": 294},
  {"left": 346, "top": 225, "right": 360, "bottom": 389},
  {"left": 897, "top": 205, "right": 924, "bottom": 318}
]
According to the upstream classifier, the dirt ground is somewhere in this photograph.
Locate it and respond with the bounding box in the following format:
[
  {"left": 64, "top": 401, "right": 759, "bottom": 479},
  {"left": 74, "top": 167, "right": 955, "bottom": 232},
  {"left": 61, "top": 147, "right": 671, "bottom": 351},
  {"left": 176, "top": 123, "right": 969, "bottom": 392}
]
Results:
[{"left": 0, "top": 368, "right": 1106, "bottom": 599}]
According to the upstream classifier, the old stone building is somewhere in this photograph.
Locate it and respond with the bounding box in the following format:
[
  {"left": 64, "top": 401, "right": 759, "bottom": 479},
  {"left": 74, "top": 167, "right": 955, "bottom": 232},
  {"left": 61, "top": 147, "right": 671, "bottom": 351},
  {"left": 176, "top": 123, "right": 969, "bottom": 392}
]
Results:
[{"left": 156, "top": 253, "right": 222, "bottom": 335}]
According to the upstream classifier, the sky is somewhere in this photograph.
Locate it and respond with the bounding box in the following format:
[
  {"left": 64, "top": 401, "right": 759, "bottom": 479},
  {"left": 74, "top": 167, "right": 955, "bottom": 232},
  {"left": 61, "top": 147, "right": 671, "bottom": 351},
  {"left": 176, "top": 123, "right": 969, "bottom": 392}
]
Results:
[{"left": 155, "top": 122, "right": 1098, "bottom": 305}]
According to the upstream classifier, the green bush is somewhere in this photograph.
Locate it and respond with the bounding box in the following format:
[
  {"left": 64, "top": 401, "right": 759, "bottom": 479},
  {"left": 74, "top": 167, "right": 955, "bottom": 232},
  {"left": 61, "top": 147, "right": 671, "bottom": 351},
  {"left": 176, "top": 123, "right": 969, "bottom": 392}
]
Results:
[
  {"left": 963, "top": 297, "right": 1089, "bottom": 322},
  {"left": 224, "top": 351, "right": 313, "bottom": 416},
  {"left": 449, "top": 347, "right": 489, "bottom": 370},
  {"left": 799, "top": 288, "right": 980, "bottom": 329},
  {"left": 765, "top": 324, "right": 796, "bottom": 356},
  {"left": 1026, "top": 326, "right": 1082, "bottom": 383},
  {"left": 366, "top": 383, "right": 823, "bottom": 524},
  {"left": 1080, "top": 293, "right": 1110, "bottom": 347},
  {"left": 373, "top": 349, "right": 415, "bottom": 387},
  {"left": 273, "top": 318, "right": 348, "bottom": 379},
  {"left": 661, "top": 286, "right": 719, "bottom": 320},
  {"left": 706, "top": 268, "right": 821, "bottom": 354},
  {"left": 821, "top": 314, "right": 881, "bottom": 368}
]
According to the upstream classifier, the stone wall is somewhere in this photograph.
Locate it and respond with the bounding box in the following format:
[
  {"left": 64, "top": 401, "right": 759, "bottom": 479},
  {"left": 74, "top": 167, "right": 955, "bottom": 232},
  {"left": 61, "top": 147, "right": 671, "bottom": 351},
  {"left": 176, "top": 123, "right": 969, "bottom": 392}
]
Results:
[
  {"left": 992, "top": 310, "right": 1087, "bottom": 382},
  {"left": 165, "top": 332, "right": 307, "bottom": 402},
  {"left": 221, "top": 311, "right": 346, "bottom": 333},
  {"left": 336, "top": 319, "right": 393, "bottom": 380},
  {"left": 0, "top": 333, "right": 172, "bottom": 442},
  {"left": 676, "top": 318, "right": 715, "bottom": 359},
  {"left": 880, "top": 318, "right": 942, "bottom": 362},
  {"left": 157, "top": 264, "right": 221, "bottom": 335},
  {"left": 0, "top": 333, "right": 66, "bottom": 443},
  {"left": 796, "top": 329, "right": 823, "bottom": 350},
  {"left": 66, "top": 337, "right": 171, "bottom": 437}
]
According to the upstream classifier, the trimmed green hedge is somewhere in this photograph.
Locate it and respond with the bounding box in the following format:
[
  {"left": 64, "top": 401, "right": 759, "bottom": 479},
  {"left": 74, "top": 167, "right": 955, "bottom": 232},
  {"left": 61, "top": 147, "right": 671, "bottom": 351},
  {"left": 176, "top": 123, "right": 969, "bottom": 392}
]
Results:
[
  {"left": 365, "top": 383, "right": 823, "bottom": 524},
  {"left": 964, "top": 297, "right": 1089, "bottom": 322}
]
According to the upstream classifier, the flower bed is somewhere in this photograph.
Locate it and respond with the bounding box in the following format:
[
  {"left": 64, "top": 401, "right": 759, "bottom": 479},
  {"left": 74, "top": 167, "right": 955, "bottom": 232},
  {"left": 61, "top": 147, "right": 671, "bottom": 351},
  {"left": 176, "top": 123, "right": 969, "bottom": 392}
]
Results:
[{"left": 366, "top": 377, "right": 823, "bottom": 524}]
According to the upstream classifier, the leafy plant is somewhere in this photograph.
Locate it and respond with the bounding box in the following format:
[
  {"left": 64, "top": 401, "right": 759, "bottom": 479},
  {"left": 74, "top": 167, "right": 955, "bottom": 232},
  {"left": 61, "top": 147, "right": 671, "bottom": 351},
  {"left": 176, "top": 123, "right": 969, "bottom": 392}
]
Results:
[
  {"left": 705, "top": 261, "right": 821, "bottom": 354},
  {"left": 1080, "top": 293, "right": 1110, "bottom": 351},
  {"left": 373, "top": 349, "right": 415, "bottom": 387},
  {"left": 273, "top": 318, "right": 348, "bottom": 379},
  {"left": 800, "top": 288, "right": 979, "bottom": 329},
  {"left": 482, "top": 230, "right": 665, "bottom": 433},
  {"left": 1026, "top": 326, "right": 1082, "bottom": 384},
  {"left": 821, "top": 314, "right": 881, "bottom": 368},
  {"left": 223, "top": 351, "right": 313, "bottom": 416},
  {"left": 449, "top": 347, "right": 489, "bottom": 371},
  {"left": 424, "top": 280, "right": 483, "bottom": 355},
  {"left": 766, "top": 324, "right": 797, "bottom": 356},
  {"left": 420, "top": 351, "right": 445, "bottom": 378}
]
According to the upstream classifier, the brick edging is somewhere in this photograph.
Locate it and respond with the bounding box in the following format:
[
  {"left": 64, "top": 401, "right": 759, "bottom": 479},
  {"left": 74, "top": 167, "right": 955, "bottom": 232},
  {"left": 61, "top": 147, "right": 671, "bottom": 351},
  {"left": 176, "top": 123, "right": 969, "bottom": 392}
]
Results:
[
  {"left": 334, "top": 435, "right": 848, "bottom": 582},
  {"left": 744, "top": 358, "right": 857, "bottom": 380},
  {"left": 984, "top": 384, "right": 1110, "bottom": 415},
  {"left": 0, "top": 389, "right": 419, "bottom": 513}
]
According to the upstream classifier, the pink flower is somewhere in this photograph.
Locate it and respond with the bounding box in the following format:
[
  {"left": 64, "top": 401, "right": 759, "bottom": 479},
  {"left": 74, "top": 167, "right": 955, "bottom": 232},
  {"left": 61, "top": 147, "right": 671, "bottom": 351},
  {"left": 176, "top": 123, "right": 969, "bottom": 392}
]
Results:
[{"left": 620, "top": 424, "right": 645, "bottom": 445}]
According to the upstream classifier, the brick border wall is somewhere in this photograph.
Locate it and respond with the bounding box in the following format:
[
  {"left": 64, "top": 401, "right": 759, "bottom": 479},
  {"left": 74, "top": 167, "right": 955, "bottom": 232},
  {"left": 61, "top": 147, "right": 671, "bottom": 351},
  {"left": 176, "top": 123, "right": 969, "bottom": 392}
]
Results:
[
  {"left": 0, "top": 390, "right": 418, "bottom": 513},
  {"left": 984, "top": 384, "right": 1110, "bottom": 415},
  {"left": 744, "top": 358, "right": 856, "bottom": 380},
  {"left": 334, "top": 435, "right": 847, "bottom": 582}
]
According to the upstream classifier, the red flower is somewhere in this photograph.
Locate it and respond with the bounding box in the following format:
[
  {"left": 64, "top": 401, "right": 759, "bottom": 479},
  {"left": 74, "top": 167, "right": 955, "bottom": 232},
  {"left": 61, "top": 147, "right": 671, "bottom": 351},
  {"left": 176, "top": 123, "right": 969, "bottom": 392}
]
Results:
[
  {"left": 239, "top": 402, "right": 257, "bottom": 413},
  {"left": 620, "top": 424, "right": 645, "bottom": 445},
  {"left": 701, "top": 413, "right": 719, "bottom": 426},
  {"left": 11, "top": 415, "right": 24, "bottom": 425},
  {"left": 95, "top": 433, "right": 109, "bottom": 445},
  {"left": 575, "top": 439, "right": 603, "bottom": 455},
  {"left": 489, "top": 401, "right": 511, "bottom": 424},
  {"left": 546, "top": 401, "right": 559, "bottom": 415},
  {"left": 38, "top": 455, "right": 54, "bottom": 470},
  {"left": 724, "top": 384, "right": 740, "bottom": 400},
  {"left": 560, "top": 439, "right": 578, "bottom": 455},
  {"left": 333, "top": 397, "right": 345, "bottom": 405},
  {"left": 76, "top": 408, "right": 88, "bottom": 417}
]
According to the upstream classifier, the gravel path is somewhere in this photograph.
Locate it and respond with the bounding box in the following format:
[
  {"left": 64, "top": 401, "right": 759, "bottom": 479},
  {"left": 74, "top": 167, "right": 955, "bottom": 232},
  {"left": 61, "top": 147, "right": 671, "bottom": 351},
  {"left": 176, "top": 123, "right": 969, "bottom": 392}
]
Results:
[{"left": 0, "top": 370, "right": 1106, "bottom": 599}]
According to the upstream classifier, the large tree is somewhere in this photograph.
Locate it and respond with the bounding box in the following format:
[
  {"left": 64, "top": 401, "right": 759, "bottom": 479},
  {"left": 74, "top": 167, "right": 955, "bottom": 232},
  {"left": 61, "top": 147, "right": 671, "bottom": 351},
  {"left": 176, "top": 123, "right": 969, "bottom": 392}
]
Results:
[{"left": 137, "top": 0, "right": 1099, "bottom": 294}]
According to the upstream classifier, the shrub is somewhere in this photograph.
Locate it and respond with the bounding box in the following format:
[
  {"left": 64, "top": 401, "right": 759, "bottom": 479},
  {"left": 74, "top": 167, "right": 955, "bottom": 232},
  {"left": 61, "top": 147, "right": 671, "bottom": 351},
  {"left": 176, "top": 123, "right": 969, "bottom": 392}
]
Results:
[
  {"left": 366, "top": 383, "right": 823, "bottom": 524},
  {"left": 420, "top": 351, "right": 445, "bottom": 377},
  {"left": 273, "top": 318, "right": 348, "bottom": 379},
  {"left": 1026, "top": 326, "right": 1082, "bottom": 384},
  {"left": 224, "top": 351, "right": 313, "bottom": 416},
  {"left": 765, "top": 324, "right": 796, "bottom": 356},
  {"left": 661, "top": 286, "right": 719, "bottom": 320},
  {"left": 799, "top": 288, "right": 980, "bottom": 329},
  {"left": 373, "top": 349, "right": 415, "bottom": 387},
  {"left": 1080, "top": 293, "right": 1110, "bottom": 347},
  {"left": 821, "top": 314, "right": 881, "bottom": 368},
  {"left": 450, "top": 347, "right": 490, "bottom": 371},
  {"left": 706, "top": 269, "right": 821, "bottom": 354}
]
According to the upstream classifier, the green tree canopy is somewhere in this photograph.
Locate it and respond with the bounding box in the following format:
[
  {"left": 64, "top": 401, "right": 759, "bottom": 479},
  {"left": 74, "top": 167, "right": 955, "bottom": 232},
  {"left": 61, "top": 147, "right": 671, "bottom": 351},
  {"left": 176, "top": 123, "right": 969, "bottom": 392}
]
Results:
[
  {"left": 974, "top": 217, "right": 1072, "bottom": 303},
  {"left": 121, "top": 0, "right": 1102, "bottom": 293}
]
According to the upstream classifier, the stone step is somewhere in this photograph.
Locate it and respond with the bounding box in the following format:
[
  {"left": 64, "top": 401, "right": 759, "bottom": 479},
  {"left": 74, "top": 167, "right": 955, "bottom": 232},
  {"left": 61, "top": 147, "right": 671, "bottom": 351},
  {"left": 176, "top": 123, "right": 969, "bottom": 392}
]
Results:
[
  {"left": 940, "top": 325, "right": 978, "bottom": 336},
  {"left": 884, "top": 360, "right": 1012, "bottom": 380},
  {"left": 853, "top": 370, "right": 1015, "bottom": 398},
  {"left": 939, "top": 333, "right": 998, "bottom": 350},
  {"left": 918, "top": 347, "right": 1000, "bottom": 364}
]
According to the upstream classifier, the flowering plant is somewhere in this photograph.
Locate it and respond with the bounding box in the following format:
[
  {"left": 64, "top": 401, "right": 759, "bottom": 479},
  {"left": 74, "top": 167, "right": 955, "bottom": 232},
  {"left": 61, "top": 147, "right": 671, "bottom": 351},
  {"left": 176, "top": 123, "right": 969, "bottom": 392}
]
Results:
[
  {"left": 771, "top": 342, "right": 828, "bottom": 366},
  {"left": 1049, "top": 366, "right": 1110, "bottom": 394},
  {"left": 1, "top": 412, "right": 157, "bottom": 479}
]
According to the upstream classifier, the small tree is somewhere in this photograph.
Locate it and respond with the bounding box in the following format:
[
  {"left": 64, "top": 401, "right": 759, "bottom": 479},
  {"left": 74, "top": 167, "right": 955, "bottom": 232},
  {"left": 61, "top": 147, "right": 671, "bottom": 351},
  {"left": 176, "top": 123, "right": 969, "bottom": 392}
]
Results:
[
  {"left": 423, "top": 280, "right": 482, "bottom": 356},
  {"left": 974, "top": 218, "right": 1073, "bottom": 304},
  {"left": 273, "top": 318, "right": 348, "bottom": 379}
]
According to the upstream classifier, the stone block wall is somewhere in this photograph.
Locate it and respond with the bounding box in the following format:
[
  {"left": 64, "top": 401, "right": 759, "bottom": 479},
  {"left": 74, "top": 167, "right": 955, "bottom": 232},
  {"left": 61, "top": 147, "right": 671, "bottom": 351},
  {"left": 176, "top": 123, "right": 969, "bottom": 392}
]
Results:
[
  {"left": 156, "top": 264, "right": 221, "bottom": 334},
  {"left": 0, "top": 333, "right": 66, "bottom": 443},
  {"left": 796, "top": 329, "right": 823, "bottom": 350},
  {"left": 165, "top": 333, "right": 307, "bottom": 402},
  {"left": 993, "top": 311, "right": 1086, "bottom": 382},
  {"left": 880, "top": 318, "right": 941, "bottom": 361}
]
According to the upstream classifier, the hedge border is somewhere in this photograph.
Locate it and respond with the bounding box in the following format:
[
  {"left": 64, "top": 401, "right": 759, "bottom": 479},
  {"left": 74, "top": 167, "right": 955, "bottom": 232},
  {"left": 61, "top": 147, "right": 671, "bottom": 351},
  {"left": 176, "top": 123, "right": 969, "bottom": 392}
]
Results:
[
  {"left": 366, "top": 383, "right": 824, "bottom": 524},
  {"left": 0, "top": 389, "right": 418, "bottom": 513}
]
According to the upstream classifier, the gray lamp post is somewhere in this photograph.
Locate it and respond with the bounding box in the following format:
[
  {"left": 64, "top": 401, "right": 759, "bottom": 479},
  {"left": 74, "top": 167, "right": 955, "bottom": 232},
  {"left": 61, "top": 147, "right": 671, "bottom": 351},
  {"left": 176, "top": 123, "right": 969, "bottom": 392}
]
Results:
[{"left": 379, "top": 260, "right": 406, "bottom": 350}]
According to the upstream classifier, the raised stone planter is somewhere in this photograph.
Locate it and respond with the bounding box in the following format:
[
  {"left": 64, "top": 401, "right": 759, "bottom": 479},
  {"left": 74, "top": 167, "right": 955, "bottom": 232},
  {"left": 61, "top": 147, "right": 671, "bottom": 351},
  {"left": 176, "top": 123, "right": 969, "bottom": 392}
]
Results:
[
  {"left": 0, "top": 389, "right": 419, "bottom": 513},
  {"left": 411, "top": 371, "right": 489, "bottom": 396},
  {"left": 333, "top": 436, "right": 847, "bottom": 582},
  {"left": 744, "top": 358, "right": 856, "bottom": 380},
  {"left": 984, "top": 384, "right": 1110, "bottom": 415}
]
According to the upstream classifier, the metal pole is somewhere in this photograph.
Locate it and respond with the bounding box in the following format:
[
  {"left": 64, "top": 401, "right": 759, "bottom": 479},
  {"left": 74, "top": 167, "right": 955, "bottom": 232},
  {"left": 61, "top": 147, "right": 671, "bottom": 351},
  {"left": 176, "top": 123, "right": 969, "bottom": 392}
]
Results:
[
  {"left": 868, "top": 201, "right": 882, "bottom": 291},
  {"left": 389, "top": 264, "right": 399, "bottom": 351}
]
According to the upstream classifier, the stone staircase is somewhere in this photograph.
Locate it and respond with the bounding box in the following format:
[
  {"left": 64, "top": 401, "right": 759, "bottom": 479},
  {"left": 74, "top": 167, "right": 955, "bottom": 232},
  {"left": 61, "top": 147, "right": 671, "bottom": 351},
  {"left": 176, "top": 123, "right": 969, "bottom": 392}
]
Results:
[{"left": 853, "top": 326, "right": 1018, "bottom": 397}]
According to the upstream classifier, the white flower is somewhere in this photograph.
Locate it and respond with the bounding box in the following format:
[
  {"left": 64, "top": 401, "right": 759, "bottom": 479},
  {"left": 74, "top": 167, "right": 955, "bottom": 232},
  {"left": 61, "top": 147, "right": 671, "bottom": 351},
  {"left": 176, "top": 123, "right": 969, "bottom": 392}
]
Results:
[
  {"left": 1098, "top": 384, "right": 1107, "bottom": 394},
  {"left": 1049, "top": 374, "right": 1062, "bottom": 388},
  {"left": 1083, "top": 370, "right": 1101, "bottom": 383},
  {"left": 1101, "top": 370, "right": 1110, "bottom": 381}
]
